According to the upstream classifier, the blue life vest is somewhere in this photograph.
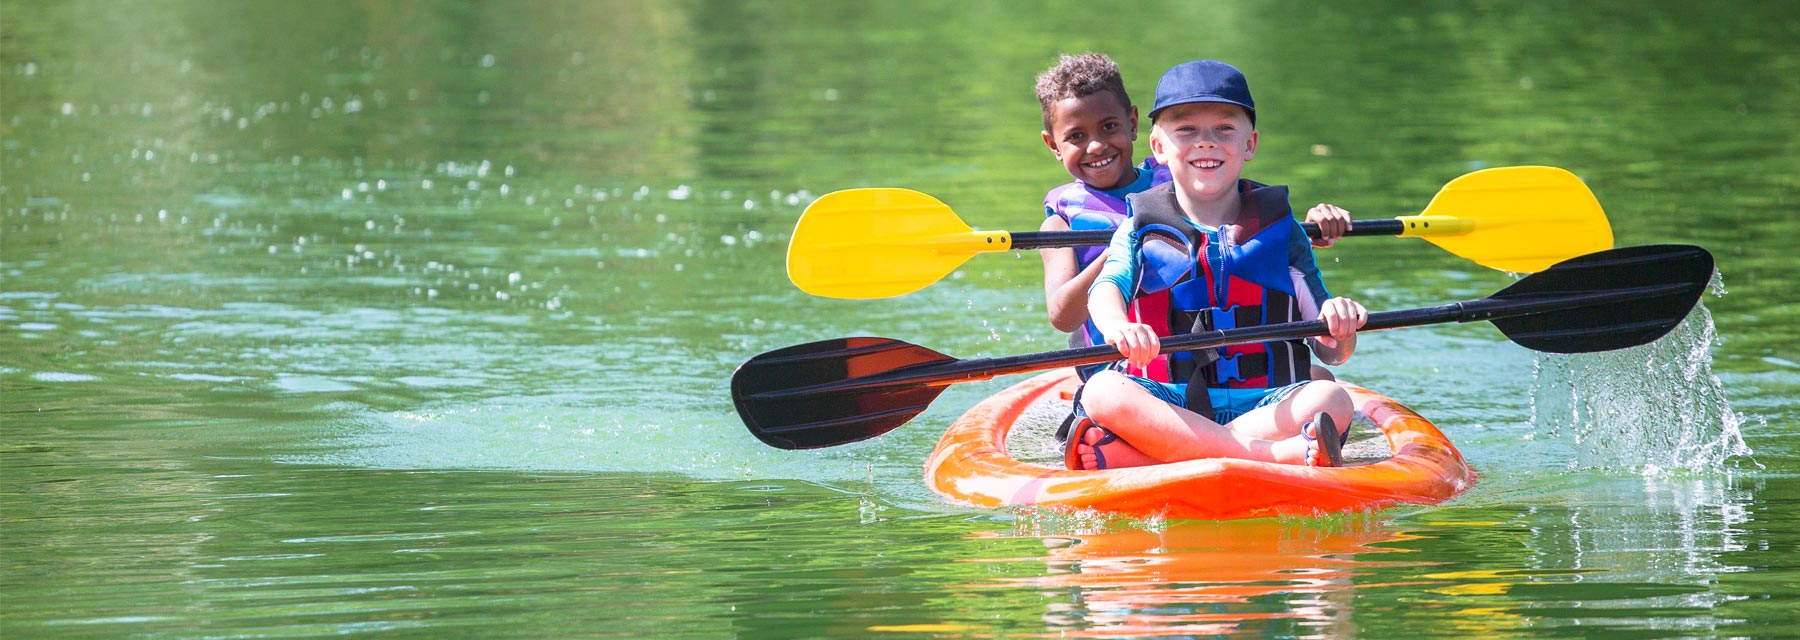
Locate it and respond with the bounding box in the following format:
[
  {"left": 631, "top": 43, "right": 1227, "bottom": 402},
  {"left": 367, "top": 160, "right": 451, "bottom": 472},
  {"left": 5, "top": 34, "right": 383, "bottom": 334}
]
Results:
[{"left": 1123, "top": 181, "right": 1313, "bottom": 418}]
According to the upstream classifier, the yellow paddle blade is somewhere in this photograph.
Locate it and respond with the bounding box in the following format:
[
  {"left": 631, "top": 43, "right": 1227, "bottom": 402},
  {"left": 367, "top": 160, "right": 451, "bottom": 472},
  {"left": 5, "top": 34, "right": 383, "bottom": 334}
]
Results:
[
  {"left": 1406, "top": 166, "right": 1613, "bottom": 273},
  {"left": 786, "top": 188, "right": 1012, "bottom": 299}
]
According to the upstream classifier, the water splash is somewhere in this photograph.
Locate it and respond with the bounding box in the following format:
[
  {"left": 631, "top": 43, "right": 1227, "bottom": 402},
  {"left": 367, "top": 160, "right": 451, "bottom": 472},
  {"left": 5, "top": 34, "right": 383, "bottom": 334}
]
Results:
[{"left": 1528, "top": 273, "right": 1758, "bottom": 474}]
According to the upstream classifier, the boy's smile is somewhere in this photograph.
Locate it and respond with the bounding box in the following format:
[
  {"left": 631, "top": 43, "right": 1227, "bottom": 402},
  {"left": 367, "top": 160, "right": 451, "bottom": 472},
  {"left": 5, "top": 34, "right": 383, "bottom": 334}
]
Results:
[
  {"left": 1042, "top": 91, "right": 1139, "bottom": 190},
  {"left": 1151, "top": 102, "right": 1257, "bottom": 206}
]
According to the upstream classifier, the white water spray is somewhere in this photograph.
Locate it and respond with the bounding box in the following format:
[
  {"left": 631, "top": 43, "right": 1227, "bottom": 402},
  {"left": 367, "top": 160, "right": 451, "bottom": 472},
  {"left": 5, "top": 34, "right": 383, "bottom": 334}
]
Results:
[{"left": 1528, "top": 272, "right": 1759, "bottom": 474}]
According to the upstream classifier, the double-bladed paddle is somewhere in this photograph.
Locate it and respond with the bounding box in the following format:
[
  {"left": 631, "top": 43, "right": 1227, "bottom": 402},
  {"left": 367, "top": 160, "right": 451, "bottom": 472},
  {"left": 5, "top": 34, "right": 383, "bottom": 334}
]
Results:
[
  {"left": 736, "top": 244, "right": 1712, "bottom": 450},
  {"left": 786, "top": 166, "right": 1613, "bottom": 299}
]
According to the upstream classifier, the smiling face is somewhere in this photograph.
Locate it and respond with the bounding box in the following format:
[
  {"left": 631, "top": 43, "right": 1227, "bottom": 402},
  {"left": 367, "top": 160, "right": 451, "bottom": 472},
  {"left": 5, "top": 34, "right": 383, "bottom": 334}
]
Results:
[
  {"left": 1150, "top": 102, "right": 1258, "bottom": 205},
  {"left": 1041, "top": 91, "right": 1139, "bottom": 190}
]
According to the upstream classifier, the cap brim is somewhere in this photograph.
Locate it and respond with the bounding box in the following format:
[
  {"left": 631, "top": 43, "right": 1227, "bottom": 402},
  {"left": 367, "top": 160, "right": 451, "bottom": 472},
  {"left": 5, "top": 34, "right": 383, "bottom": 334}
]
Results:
[{"left": 1149, "top": 97, "right": 1256, "bottom": 121}]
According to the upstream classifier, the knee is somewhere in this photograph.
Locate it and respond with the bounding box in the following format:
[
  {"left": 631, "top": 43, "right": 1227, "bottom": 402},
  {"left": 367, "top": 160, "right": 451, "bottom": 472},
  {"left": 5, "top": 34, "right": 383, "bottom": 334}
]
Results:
[
  {"left": 1079, "top": 372, "right": 1136, "bottom": 419},
  {"left": 1299, "top": 381, "right": 1354, "bottom": 416}
]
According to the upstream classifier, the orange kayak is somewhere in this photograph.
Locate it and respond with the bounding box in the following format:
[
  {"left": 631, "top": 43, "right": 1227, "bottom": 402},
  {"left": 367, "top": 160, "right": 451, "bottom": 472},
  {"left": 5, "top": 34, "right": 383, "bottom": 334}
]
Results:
[{"left": 924, "top": 369, "right": 1476, "bottom": 520}]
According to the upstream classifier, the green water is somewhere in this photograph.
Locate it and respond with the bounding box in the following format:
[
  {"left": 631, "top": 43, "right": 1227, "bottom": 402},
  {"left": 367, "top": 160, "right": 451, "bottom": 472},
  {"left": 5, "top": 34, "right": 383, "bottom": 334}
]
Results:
[{"left": 4, "top": 1, "right": 1797, "bottom": 637}]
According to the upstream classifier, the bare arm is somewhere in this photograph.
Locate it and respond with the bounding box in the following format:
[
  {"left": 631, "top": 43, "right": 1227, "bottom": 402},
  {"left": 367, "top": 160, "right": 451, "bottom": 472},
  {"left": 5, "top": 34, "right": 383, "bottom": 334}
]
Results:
[
  {"left": 1039, "top": 215, "right": 1105, "bottom": 332},
  {"left": 1089, "top": 281, "right": 1161, "bottom": 366}
]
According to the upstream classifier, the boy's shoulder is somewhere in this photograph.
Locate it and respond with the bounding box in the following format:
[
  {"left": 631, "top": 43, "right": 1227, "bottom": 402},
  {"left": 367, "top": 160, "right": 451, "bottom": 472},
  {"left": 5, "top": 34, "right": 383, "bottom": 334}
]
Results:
[
  {"left": 1044, "top": 157, "right": 1168, "bottom": 219},
  {"left": 1139, "top": 156, "right": 1171, "bottom": 187},
  {"left": 1043, "top": 179, "right": 1131, "bottom": 220}
]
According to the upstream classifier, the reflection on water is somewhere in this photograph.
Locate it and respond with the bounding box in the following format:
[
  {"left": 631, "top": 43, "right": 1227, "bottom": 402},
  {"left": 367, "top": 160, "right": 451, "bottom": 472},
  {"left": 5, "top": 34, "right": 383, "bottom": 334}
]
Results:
[
  {"left": 979, "top": 517, "right": 1407, "bottom": 637},
  {"left": 964, "top": 473, "right": 1762, "bottom": 636}
]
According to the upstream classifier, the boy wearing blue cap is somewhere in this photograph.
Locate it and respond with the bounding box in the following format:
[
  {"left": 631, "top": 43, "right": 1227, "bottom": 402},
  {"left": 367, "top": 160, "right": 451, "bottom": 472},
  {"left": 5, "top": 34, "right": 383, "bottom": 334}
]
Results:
[{"left": 1064, "top": 60, "right": 1367, "bottom": 471}]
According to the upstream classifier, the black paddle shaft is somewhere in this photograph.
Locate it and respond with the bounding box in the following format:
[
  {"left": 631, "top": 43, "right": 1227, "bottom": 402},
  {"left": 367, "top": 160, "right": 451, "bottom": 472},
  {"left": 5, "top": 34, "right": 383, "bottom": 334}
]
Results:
[
  {"left": 756, "top": 281, "right": 1694, "bottom": 402},
  {"left": 734, "top": 244, "right": 1713, "bottom": 449},
  {"left": 1006, "top": 220, "right": 1406, "bottom": 251}
]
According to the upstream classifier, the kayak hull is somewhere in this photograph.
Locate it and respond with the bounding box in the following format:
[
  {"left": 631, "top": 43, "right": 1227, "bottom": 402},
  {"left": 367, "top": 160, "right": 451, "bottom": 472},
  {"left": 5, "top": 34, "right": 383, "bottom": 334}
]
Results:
[{"left": 923, "top": 369, "right": 1476, "bottom": 520}]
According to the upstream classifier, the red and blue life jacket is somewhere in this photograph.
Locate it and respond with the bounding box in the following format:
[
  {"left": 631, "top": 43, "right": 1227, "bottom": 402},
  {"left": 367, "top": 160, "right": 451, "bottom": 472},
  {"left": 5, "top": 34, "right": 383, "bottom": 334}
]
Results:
[{"left": 1124, "top": 180, "right": 1313, "bottom": 418}]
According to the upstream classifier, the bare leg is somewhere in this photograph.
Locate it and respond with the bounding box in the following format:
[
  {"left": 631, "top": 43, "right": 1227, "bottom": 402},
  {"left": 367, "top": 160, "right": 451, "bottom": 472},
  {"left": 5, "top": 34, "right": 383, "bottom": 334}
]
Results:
[{"left": 1080, "top": 371, "right": 1289, "bottom": 464}]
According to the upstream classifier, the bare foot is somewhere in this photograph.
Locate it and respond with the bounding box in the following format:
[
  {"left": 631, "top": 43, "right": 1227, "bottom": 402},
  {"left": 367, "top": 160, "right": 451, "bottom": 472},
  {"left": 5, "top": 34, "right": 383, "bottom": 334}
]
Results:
[
  {"left": 1303, "top": 413, "right": 1342, "bottom": 468},
  {"left": 1070, "top": 423, "right": 1161, "bottom": 470}
]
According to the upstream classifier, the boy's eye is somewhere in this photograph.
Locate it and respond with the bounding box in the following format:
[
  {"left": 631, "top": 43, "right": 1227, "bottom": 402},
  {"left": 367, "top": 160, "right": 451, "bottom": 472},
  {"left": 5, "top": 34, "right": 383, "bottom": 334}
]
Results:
[{"left": 1101, "top": 122, "right": 1118, "bottom": 131}]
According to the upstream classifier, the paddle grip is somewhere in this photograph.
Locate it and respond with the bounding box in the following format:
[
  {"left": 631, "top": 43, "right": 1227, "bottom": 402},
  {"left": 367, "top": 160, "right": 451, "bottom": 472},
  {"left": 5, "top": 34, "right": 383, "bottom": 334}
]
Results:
[
  {"left": 1008, "top": 229, "right": 1117, "bottom": 250},
  {"left": 1302, "top": 218, "right": 1405, "bottom": 238}
]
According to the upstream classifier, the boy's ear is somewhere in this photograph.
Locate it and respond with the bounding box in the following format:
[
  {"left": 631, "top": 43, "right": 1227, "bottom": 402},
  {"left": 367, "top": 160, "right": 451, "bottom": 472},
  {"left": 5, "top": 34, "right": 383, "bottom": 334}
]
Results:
[
  {"left": 1243, "top": 130, "right": 1258, "bottom": 162},
  {"left": 1128, "top": 106, "right": 1140, "bottom": 139},
  {"left": 1041, "top": 130, "right": 1058, "bottom": 156},
  {"left": 1148, "top": 127, "right": 1168, "bottom": 162}
]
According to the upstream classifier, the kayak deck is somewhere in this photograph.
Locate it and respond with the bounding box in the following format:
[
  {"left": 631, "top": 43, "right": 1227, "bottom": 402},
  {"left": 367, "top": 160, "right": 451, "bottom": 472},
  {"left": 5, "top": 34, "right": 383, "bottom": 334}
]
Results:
[{"left": 923, "top": 369, "right": 1476, "bottom": 520}]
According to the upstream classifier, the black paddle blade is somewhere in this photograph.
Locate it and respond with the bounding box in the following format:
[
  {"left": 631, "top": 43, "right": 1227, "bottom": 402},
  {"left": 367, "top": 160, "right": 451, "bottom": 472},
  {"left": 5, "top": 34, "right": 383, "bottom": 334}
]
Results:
[
  {"left": 1487, "top": 244, "right": 1714, "bottom": 353},
  {"left": 732, "top": 337, "right": 956, "bottom": 449}
]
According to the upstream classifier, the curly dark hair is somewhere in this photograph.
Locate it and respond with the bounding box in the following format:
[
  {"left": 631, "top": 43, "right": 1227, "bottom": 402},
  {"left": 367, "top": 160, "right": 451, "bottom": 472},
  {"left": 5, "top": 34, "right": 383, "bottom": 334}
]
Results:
[{"left": 1034, "top": 53, "right": 1132, "bottom": 131}]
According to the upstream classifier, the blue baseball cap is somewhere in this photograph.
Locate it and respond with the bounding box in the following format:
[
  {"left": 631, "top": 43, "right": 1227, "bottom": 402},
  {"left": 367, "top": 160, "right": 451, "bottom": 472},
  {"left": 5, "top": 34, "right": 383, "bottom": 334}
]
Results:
[{"left": 1148, "top": 60, "right": 1255, "bottom": 125}]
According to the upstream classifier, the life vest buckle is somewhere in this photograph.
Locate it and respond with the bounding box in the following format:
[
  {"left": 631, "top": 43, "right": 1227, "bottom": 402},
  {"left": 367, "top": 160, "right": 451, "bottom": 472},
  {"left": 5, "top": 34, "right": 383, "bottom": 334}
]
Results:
[
  {"left": 1208, "top": 305, "right": 1241, "bottom": 331},
  {"left": 1214, "top": 353, "right": 1245, "bottom": 383}
]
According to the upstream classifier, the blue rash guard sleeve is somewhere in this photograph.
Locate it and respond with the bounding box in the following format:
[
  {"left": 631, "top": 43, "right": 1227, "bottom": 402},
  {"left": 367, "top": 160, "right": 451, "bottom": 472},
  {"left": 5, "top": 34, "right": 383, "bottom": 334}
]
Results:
[
  {"left": 1285, "top": 218, "right": 1333, "bottom": 317},
  {"left": 1089, "top": 218, "right": 1141, "bottom": 306}
]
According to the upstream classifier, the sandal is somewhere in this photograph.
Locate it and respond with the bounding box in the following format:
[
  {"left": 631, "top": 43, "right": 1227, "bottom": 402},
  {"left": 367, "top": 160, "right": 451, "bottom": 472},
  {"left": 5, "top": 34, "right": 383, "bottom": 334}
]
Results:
[
  {"left": 1302, "top": 412, "right": 1343, "bottom": 468},
  {"left": 1062, "top": 415, "right": 1118, "bottom": 471}
]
